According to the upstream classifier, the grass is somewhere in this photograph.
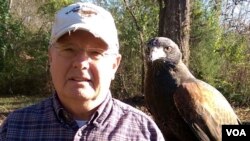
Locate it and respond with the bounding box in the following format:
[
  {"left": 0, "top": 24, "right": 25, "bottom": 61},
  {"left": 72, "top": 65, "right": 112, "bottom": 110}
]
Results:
[{"left": 0, "top": 95, "right": 46, "bottom": 112}]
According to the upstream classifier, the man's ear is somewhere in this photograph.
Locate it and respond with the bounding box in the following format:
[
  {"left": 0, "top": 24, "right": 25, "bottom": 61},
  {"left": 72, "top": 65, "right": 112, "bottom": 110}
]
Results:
[
  {"left": 48, "top": 47, "right": 53, "bottom": 64},
  {"left": 111, "top": 54, "right": 121, "bottom": 80}
]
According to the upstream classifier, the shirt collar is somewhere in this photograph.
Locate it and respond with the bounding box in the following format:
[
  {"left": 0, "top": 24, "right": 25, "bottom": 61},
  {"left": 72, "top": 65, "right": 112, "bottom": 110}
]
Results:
[
  {"left": 52, "top": 93, "right": 78, "bottom": 129},
  {"left": 89, "top": 91, "right": 113, "bottom": 126},
  {"left": 52, "top": 91, "right": 113, "bottom": 128}
]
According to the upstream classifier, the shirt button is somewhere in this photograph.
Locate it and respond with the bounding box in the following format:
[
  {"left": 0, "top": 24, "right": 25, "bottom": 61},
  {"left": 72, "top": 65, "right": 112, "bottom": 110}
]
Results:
[{"left": 77, "top": 130, "right": 82, "bottom": 136}]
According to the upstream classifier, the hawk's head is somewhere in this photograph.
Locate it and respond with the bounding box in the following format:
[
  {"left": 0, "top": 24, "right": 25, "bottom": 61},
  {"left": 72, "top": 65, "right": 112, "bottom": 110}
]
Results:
[{"left": 145, "top": 37, "right": 182, "bottom": 65}]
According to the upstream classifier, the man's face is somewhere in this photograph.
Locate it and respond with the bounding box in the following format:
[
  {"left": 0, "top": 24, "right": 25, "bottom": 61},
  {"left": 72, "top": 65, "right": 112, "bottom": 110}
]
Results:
[{"left": 49, "top": 30, "right": 121, "bottom": 107}]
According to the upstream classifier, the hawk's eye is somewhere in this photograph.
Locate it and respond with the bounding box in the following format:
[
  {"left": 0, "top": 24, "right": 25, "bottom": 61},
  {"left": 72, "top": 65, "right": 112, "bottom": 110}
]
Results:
[{"left": 164, "top": 46, "right": 171, "bottom": 52}]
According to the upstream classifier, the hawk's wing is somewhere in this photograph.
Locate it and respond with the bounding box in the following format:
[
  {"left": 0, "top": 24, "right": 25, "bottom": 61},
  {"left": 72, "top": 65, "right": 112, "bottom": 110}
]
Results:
[{"left": 173, "top": 80, "right": 240, "bottom": 141}]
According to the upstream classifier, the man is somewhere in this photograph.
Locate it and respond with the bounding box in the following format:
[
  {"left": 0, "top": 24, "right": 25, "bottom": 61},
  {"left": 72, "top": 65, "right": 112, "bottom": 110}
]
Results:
[{"left": 0, "top": 2, "right": 165, "bottom": 140}]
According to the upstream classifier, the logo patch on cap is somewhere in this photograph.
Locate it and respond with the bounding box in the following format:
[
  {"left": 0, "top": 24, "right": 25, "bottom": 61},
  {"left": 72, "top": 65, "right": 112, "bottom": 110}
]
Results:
[
  {"left": 65, "top": 5, "right": 97, "bottom": 17},
  {"left": 65, "top": 5, "right": 80, "bottom": 14},
  {"left": 79, "top": 10, "right": 97, "bottom": 17}
]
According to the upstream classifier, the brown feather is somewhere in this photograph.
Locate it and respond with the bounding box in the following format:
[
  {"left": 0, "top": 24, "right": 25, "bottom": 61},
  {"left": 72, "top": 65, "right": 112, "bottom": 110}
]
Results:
[{"left": 144, "top": 37, "right": 241, "bottom": 141}]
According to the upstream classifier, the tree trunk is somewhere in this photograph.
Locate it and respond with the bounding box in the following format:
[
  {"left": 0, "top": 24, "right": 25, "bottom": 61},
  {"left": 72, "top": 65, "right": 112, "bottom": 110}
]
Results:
[{"left": 158, "top": 0, "right": 191, "bottom": 66}]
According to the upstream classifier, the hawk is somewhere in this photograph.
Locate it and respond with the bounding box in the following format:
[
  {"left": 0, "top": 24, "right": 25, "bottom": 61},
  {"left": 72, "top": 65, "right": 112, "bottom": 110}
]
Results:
[{"left": 144, "top": 37, "right": 241, "bottom": 141}]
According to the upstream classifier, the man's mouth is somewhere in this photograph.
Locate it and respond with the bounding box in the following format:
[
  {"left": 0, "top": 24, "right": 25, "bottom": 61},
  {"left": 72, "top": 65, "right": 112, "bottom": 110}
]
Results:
[{"left": 69, "top": 77, "right": 91, "bottom": 82}]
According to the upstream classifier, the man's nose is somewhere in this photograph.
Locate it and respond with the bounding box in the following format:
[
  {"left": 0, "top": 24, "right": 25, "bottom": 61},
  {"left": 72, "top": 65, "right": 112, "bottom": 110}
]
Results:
[{"left": 72, "top": 51, "right": 90, "bottom": 69}]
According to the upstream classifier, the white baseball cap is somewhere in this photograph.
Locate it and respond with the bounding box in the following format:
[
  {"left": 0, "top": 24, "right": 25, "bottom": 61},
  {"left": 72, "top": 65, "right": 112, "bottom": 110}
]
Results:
[{"left": 50, "top": 2, "right": 119, "bottom": 52}]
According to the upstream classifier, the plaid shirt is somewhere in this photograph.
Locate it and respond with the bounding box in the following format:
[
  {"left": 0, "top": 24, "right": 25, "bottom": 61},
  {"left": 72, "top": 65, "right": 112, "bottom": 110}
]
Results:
[{"left": 0, "top": 92, "right": 165, "bottom": 141}]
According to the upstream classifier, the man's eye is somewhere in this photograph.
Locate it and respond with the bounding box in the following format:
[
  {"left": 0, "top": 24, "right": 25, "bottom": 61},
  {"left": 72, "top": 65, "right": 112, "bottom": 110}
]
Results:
[
  {"left": 62, "top": 48, "right": 74, "bottom": 52},
  {"left": 58, "top": 47, "right": 75, "bottom": 57},
  {"left": 88, "top": 50, "right": 103, "bottom": 56}
]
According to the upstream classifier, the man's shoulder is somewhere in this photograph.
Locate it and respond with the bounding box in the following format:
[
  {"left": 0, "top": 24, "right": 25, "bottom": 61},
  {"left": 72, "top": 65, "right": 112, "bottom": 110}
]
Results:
[
  {"left": 6, "top": 96, "right": 53, "bottom": 121},
  {"left": 112, "top": 98, "right": 153, "bottom": 122},
  {"left": 110, "top": 98, "right": 165, "bottom": 140}
]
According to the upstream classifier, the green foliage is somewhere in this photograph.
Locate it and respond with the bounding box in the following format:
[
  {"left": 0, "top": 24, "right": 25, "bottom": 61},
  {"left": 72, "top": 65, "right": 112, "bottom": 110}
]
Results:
[
  {"left": 218, "top": 33, "right": 250, "bottom": 105},
  {"left": 109, "top": 0, "right": 159, "bottom": 99},
  {"left": 190, "top": 0, "right": 222, "bottom": 86},
  {"left": 38, "top": 0, "right": 74, "bottom": 20},
  {"left": 0, "top": 23, "right": 50, "bottom": 95},
  {"left": 0, "top": 0, "right": 51, "bottom": 96},
  {"left": 190, "top": 0, "right": 250, "bottom": 106},
  {"left": 0, "top": 0, "right": 10, "bottom": 69}
]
